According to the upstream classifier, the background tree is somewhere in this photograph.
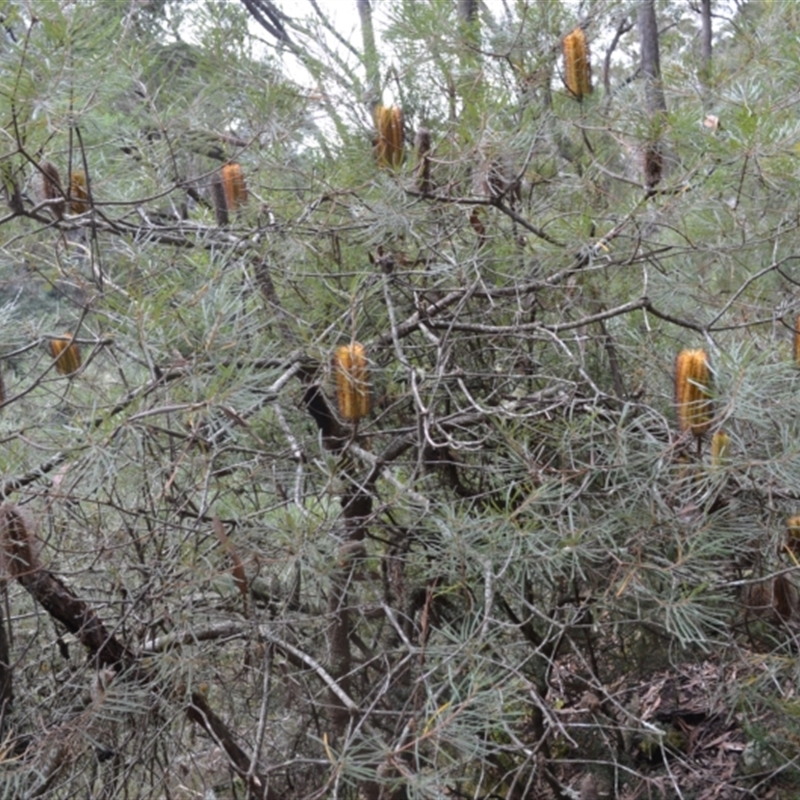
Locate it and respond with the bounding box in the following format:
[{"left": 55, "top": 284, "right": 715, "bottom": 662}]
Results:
[{"left": 2, "top": 1, "right": 800, "bottom": 798}]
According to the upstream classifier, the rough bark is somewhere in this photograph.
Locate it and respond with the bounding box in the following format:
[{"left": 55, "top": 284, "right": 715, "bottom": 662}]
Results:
[
  {"left": 458, "top": 0, "right": 478, "bottom": 25},
  {"left": 699, "top": 0, "right": 713, "bottom": 89},
  {"left": 211, "top": 173, "right": 229, "bottom": 226},
  {"left": 457, "top": 0, "right": 480, "bottom": 54},
  {"left": 357, "top": 0, "right": 380, "bottom": 109},
  {"left": 638, "top": 0, "right": 667, "bottom": 191},
  {"left": 327, "top": 486, "right": 372, "bottom": 736},
  {"left": 639, "top": 0, "right": 666, "bottom": 115}
]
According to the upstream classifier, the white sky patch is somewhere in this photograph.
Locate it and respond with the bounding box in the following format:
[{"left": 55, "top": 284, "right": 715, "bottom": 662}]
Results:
[{"left": 261, "top": 0, "right": 509, "bottom": 99}]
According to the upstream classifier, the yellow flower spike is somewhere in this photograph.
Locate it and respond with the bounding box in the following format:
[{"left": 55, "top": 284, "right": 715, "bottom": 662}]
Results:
[{"left": 375, "top": 105, "right": 404, "bottom": 168}]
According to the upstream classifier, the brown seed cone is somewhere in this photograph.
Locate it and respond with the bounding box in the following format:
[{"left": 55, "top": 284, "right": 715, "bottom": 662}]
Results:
[
  {"left": 415, "top": 128, "right": 432, "bottom": 193},
  {"left": 221, "top": 163, "right": 247, "bottom": 211},
  {"left": 334, "top": 343, "right": 370, "bottom": 421},
  {"left": 563, "top": 27, "right": 592, "bottom": 99},
  {"left": 786, "top": 516, "right": 800, "bottom": 559},
  {"left": 794, "top": 314, "right": 800, "bottom": 365},
  {"left": 50, "top": 334, "right": 82, "bottom": 376},
  {"left": 643, "top": 143, "right": 663, "bottom": 191},
  {"left": 375, "top": 105, "right": 404, "bottom": 168},
  {"left": 744, "top": 575, "right": 797, "bottom": 624},
  {"left": 211, "top": 174, "right": 229, "bottom": 226},
  {"left": 675, "top": 348, "right": 712, "bottom": 437},
  {"left": 69, "top": 170, "right": 90, "bottom": 214},
  {"left": 40, "top": 161, "right": 65, "bottom": 219},
  {"left": 773, "top": 573, "right": 798, "bottom": 621}
]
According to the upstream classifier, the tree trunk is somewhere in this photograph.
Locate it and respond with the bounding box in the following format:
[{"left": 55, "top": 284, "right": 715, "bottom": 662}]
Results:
[
  {"left": 458, "top": 0, "right": 478, "bottom": 25},
  {"left": 327, "top": 486, "right": 372, "bottom": 736},
  {"left": 357, "top": 0, "right": 380, "bottom": 110},
  {"left": 638, "top": 0, "right": 667, "bottom": 191},
  {"left": 639, "top": 0, "right": 666, "bottom": 115},
  {"left": 457, "top": 0, "right": 480, "bottom": 55},
  {"left": 699, "top": 0, "right": 713, "bottom": 90},
  {"left": 456, "top": 0, "right": 482, "bottom": 132}
]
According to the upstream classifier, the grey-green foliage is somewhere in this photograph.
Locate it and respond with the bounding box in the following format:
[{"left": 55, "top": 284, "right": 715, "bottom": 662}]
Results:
[{"left": 2, "top": 0, "right": 800, "bottom": 797}]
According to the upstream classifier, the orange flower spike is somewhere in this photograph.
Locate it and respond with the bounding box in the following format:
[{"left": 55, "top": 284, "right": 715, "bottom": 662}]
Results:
[
  {"left": 50, "top": 334, "right": 82, "bottom": 376},
  {"left": 334, "top": 343, "right": 370, "bottom": 421},
  {"left": 675, "top": 348, "right": 712, "bottom": 437},
  {"left": 563, "top": 27, "right": 592, "bottom": 99},
  {"left": 221, "top": 163, "right": 247, "bottom": 211}
]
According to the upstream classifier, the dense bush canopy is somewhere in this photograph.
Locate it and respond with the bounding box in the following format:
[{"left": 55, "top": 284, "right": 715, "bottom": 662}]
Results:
[{"left": 2, "top": 1, "right": 800, "bottom": 797}]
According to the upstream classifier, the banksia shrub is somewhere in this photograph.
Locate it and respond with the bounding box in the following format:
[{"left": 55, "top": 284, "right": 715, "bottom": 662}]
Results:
[
  {"left": 40, "top": 161, "right": 64, "bottom": 219},
  {"left": 69, "top": 170, "right": 89, "bottom": 214},
  {"left": 675, "top": 348, "right": 712, "bottom": 436},
  {"left": 563, "top": 27, "right": 592, "bottom": 99},
  {"left": 334, "top": 343, "right": 370, "bottom": 421},
  {"left": 221, "top": 163, "right": 247, "bottom": 212},
  {"left": 375, "top": 105, "right": 404, "bottom": 168},
  {"left": 50, "top": 334, "right": 82, "bottom": 376}
]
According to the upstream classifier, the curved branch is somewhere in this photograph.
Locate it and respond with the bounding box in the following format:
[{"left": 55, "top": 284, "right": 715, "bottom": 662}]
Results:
[
  {"left": 239, "top": 0, "right": 292, "bottom": 44},
  {"left": 0, "top": 504, "right": 277, "bottom": 799}
]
